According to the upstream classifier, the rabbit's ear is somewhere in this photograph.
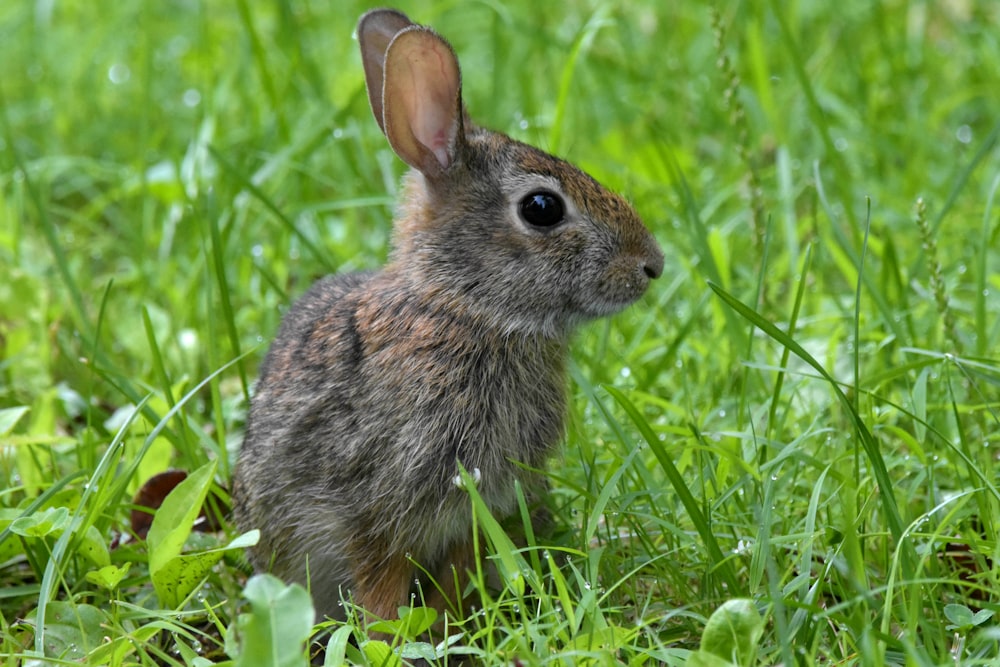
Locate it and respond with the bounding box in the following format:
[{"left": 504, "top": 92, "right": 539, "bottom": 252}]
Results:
[
  {"left": 358, "top": 9, "right": 414, "bottom": 135},
  {"left": 382, "top": 27, "right": 463, "bottom": 178}
]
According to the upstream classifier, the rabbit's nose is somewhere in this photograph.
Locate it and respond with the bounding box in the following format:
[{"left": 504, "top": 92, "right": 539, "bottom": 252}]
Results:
[{"left": 643, "top": 244, "right": 665, "bottom": 280}]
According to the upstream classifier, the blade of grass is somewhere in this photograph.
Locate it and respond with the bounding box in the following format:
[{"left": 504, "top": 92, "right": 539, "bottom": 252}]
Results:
[
  {"left": 603, "top": 385, "right": 741, "bottom": 594},
  {"left": 741, "top": 211, "right": 775, "bottom": 433},
  {"left": 767, "top": 0, "right": 858, "bottom": 233},
  {"left": 765, "top": 243, "right": 813, "bottom": 445},
  {"left": 205, "top": 191, "right": 250, "bottom": 403},
  {"left": 549, "top": 5, "right": 612, "bottom": 154},
  {"left": 97, "top": 353, "right": 251, "bottom": 549},
  {"left": 929, "top": 117, "right": 1000, "bottom": 235},
  {"left": 141, "top": 308, "right": 181, "bottom": 424},
  {"left": 233, "top": 0, "right": 289, "bottom": 140},
  {"left": 32, "top": 395, "right": 149, "bottom": 655},
  {"left": 208, "top": 145, "right": 332, "bottom": 269},
  {"left": 975, "top": 172, "right": 1000, "bottom": 357},
  {"left": 813, "top": 162, "right": 906, "bottom": 343},
  {"left": 706, "top": 281, "right": 909, "bottom": 556},
  {"left": 0, "top": 84, "right": 89, "bottom": 339}
]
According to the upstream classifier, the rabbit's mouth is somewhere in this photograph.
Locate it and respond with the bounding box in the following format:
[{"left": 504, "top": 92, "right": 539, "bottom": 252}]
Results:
[
  {"left": 579, "top": 283, "right": 653, "bottom": 319},
  {"left": 575, "top": 254, "right": 660, "bottom": 317}
]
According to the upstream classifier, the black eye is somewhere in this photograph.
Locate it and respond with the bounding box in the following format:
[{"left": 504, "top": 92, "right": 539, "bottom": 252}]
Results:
[{"left": 519, "top": 190, "right": 565, "bottom": 228}]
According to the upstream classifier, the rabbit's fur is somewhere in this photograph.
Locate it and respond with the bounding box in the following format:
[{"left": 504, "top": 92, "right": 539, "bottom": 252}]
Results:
[{"left": 232, "top": 8, "right": 664, "bottom": 623}]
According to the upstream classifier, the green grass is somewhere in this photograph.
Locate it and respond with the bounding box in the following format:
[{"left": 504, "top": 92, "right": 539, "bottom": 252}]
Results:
[{"left": 2, "top": 0, "right": 999, "bottom": 664}]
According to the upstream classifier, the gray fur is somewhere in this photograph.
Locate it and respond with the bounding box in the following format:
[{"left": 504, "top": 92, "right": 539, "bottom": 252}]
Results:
[{"left": 232, "top": 9, "right": 664, "bottom": 622}]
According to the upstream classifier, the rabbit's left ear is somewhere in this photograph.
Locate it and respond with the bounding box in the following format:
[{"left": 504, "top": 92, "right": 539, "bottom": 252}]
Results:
[
  {"left": 358, "top": 9, "right": 414, "bottom": 135},
  {"left": 381, "top": 27, "right": 464, "bottom": 177}
]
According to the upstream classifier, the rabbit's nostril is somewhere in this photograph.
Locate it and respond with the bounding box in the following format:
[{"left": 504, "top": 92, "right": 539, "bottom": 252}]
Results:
[{"left": 643, "top": 252, "right": 664, "bottom": 280}]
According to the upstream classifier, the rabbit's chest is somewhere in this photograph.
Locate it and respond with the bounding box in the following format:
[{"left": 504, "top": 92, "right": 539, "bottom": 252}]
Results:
[{"left": 371, "top": 341, "right": 565, "bottom": 489}]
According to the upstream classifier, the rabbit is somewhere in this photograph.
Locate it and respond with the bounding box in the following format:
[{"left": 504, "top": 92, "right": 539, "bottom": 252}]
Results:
[{"left": 232, "top": 8, "right": 664, "bottom": 625}]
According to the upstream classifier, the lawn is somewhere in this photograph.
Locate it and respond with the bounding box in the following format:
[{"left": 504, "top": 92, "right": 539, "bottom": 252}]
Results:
[{"left": 1, "top": 0, "right": 999, "bottom": 665}]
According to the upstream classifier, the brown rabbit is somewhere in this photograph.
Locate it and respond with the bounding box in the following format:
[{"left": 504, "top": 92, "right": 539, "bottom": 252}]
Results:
[{"left": 232, "top": 8, "right": 664, "bottom": 624}]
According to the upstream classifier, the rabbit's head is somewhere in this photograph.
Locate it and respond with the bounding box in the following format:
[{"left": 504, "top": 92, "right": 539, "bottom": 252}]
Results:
[{"left": 359, "top": 10, "right": 664, "bottom": 338}]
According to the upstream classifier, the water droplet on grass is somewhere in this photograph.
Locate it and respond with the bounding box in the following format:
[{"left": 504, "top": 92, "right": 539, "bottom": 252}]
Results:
[
  {"left": 108, "top": 63, "right": 130, "bottom": 84},
  {"left": 178, "top": 329, "right": 198, "bottom": 351}
]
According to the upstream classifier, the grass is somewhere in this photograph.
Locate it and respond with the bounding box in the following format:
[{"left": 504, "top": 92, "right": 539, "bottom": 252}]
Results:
[{"left": 2, "top": 0, "right": 999, "bottom": 664}]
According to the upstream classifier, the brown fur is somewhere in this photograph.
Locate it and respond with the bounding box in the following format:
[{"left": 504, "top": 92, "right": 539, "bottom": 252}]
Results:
[{"left": 231, "top": 9, "right": 664, "bottom": 624}]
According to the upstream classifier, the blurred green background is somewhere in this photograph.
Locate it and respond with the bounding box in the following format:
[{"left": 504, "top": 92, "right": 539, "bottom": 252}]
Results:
[{"left": 1, "top": 0, "right": 999, "bottom": 663}]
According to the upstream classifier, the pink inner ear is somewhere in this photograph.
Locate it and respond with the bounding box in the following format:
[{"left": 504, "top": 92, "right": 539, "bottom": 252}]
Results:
[
  {"left": 383, "top": 28, "right": 462, "bottom": 175},
  {"left": 407, "top": 43, "right": 459, "bottom": 169}
]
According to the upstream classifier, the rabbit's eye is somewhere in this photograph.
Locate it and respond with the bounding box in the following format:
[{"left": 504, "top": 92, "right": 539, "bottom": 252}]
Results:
[{"left": 519, "top": 191, "right": 565, "bottom": 228}]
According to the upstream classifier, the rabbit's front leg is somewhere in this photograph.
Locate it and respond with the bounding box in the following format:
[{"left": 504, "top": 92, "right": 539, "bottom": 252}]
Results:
[
  {"left": 426, "top": 538, "right": 477, "bottom": 619},
  {"left": 350, "top": 541, "right": 413, "bottom": 624}
]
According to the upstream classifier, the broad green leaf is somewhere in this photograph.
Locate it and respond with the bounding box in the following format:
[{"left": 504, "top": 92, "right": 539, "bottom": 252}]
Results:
[
  {"left": 35, "top": 601, "right": 107, "bottom": 659},
  {"left": 225, "top": 529, "right": 261, "bottom": 550},
  {"left": 398, "top": 605, "right": 437, "bottom": 637},
  {"left": 230, "top": 573, "right": 314, "bottom": 667},
  {"left": 944, "top": 603, "right": 975, "bottom": 629},
  {"left": 76, "top": 523, "right": 110, "bottom": 568},
  {"left": 366, "top": 605, "right": 438, "bottom": 640},
  {"left": 85, "top": 562, "right": 132, "bottom": 590},
  {"left": 398, "top": 641, "right": 441, "bottom": 662},
  {"left": 0, "top": 406, "right": 29, "bottom": 436},
  {"left": 0, "top": 508, "right": 22, "bottom": 527},
  {"left": 943, "top": 603, "right": 991, "bottom": 631},
  {"left": 699, "top": 599, "right": 764, "bottom": 667},
  {"left": 972, "top": 609, "right": 995, "bottom": 625},
  {"left": 323, "top": 625, "right": 355, "bottom": 667},
  {"left": 566, "top": 624, "right": 637, "bottom": 651},
  {"left": 147, "top": 460, "right": 217, "bottom": 577},
  {"left": 361, "top": 640, "right": 400, "bottom": 667},
  {"left": 152, "top": 551, "right": 226, "bottom": 610},
  {"left": 687, "top": 650, "right": 737, "bottom": 667},
  {"left": 153, "top": 530, "right": 260, "bottom": 609},
  {"left": 9, "top": 506, "right": 70, "bottom": 537}
]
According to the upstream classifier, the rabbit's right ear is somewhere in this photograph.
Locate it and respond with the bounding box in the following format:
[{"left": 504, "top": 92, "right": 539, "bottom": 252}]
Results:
[
  {"left": 358, "top": 9, "right": 414, "bottom": 135},
  {"left": 380, "top": 27, "right": 463, "bottom": 179}
]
